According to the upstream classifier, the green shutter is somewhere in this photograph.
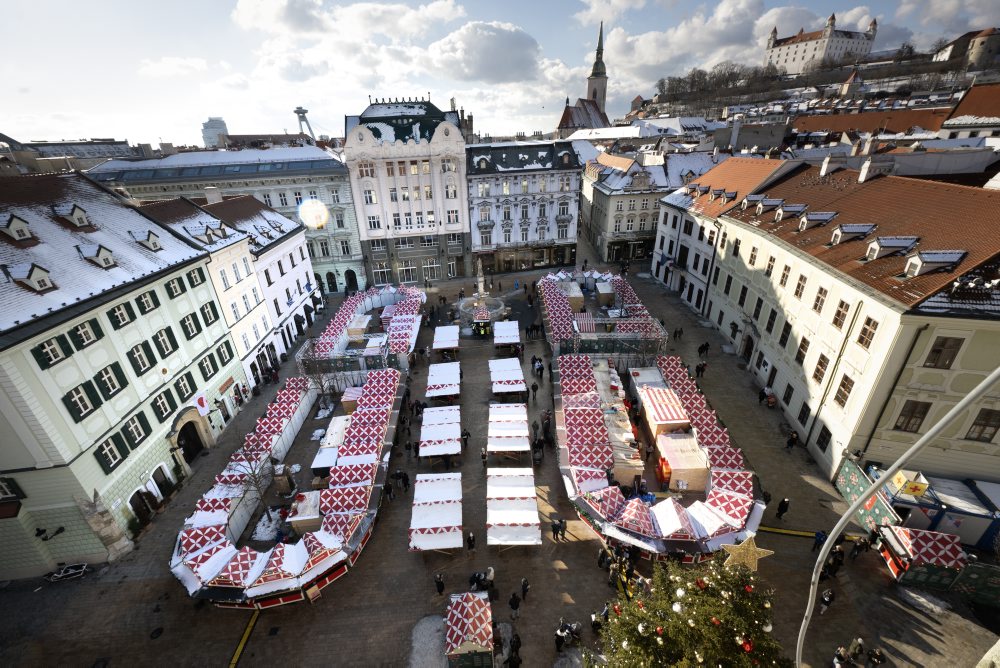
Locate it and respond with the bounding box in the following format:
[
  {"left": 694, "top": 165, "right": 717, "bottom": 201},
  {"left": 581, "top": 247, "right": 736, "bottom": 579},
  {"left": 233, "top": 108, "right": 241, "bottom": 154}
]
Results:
[
  {"left": 165, "top": 327, "right": 178, "bottom": 353},
  {"left": 62, "top": 391, "right": 83, "bottom": 423},
  {"left": 68, "top": 325, "right": 84, "bottom": 351},
  {"left": 89, "top": 318, "right": 104, "bottom": 342},
  {"left": 56, "top": 335, "right": 74, "bottom": 358},
  {"left": 94, "top": 443, "right": 115, "bottom": 474},
  {"left": 126, "top": 347, "right": 141, "bottom": 375},
  {"left": 107, "top": 307, "right": 123, "bottom": 330},
  {"left": 153, "top": 331, "right": 167, "bottom": 358},
  {"left": 135, "top": 411, "right": 151, "bottom": 446},
  {"left": 180, "top": 372, "right": 196, "bottom": 400},
  {"left": 198, "top": 267, "right": 206, "bottom": 284},
  {"left": 120, "top": 418, "right": 137, "bottom": 449},
  {"left": 111, "top": 362, "right": 128, "bottom": 392},
  {"left": 142, "top": 342, "right": 156, "bottom": 369},
  {"left": 95, "top": 368, "right": 113, "bottom": 400},
  {"left": 112, "top": 432, "right": 130, "bottom": 462},
  {"left": 165, "top": 389, "right": 178, "bottom": 413},
  {"left": 30, "top": 343, "right": 51, "bottom": 370},
  {"left": 208, "top": 301, "right": 219, "bottom": 322},
  {"left": 125, "top": 302, "right": 136, "bottom": 322},
  {"left": 149, "top": 290, "right": 160, "bottom": 309},
  {"left": 0, "top": 477, "right": 26, "bottom": 499},
  {"left": 82, "top": 380, "right": 103, "bottom": 411}
]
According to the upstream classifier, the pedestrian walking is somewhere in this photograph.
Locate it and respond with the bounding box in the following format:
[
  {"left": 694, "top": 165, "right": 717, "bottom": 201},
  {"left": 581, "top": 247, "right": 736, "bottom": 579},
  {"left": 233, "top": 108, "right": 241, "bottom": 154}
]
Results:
[
  {"left": 776, "top": 497, "right": 790, "bottom": 520},
  {"left": 402, "top": 471, "right": 410, "bottom": 492},
  {"left": 812, "top": 530, "right": 828, "bottom": 552},
  {"left": 520, "top": 577, "right": 530, "bottom": 601},
  {"left": 434, "top": 573, "right": 445, "bottom": 595},
  {"left": 509, "top": 592, "right": 521, "bottom": 620},
  {"left": 819, "top": 588, "right": 835, "bottom": 614},
  {"left": 644, "top": 440, "right": 654, "bottom": 462},
  {"left": 551, "top": 519, "right": 560, "bottom": 541},
  {"left": 532, "top": 420, "right": 540, "bottom": 437},
  {"left": 461, "top": 429, "right": 470, "bottom": 450},
  {"left": 481, "top": 447, "right": 488, "bottom": 469},
  {"left": 758, "top": 388, "right": 768, "bottom": 405},
  {"left": 405, "top": 441, "right": 412, "bottom": 458},
  {"left": 531, "top": 382, "right": 539, "bottom": 400},
  {"left": 498, "top": 281, "right": 502, "bottom": 292},
  {"left": 785, "top": 431, "right": 799, "bottom": 451},
  {"left": 467, "top": 531, "right": 476, "bottom": 555},
  {"left": 510, "top": 633, "right": 522, "bottom": 658},
  {"left": 850, "top": 538, "right": 867, "bottom": 559},
  {"left": 395, "top": 468, "right": 404, "bottom": 490},
  {"left": 385, "top": 482, "right": 395, "bottom": 501},
  {"left": 558, "top": 519, "right": 568, "bottom": 541}
]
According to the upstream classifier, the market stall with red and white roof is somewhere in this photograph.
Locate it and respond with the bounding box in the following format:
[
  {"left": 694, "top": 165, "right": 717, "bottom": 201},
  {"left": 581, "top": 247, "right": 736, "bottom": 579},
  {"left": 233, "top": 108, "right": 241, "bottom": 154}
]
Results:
[
  {"left": 877, "top": 525, "right": 968, "bottom": 586},
  {"left": 493, "top": 320, "right": 520, "bottom": 347},
  {"left": 488, "top": 357, "right": 526, "bottom": 397},
  {"left": 409, "top": 473, "right": 464, "bottom": 552},
  {"left": 486, "top": 468, "right": 541, "bottom": 546},
  {"left": 487, "top": 402, "right": 531, "bottom": 458},
  {"left": 422, "top": 406, "right": 462, "bottom": 427},
  {"left": 432, "top": 325, "right": 460, "bottom": 355},
  {"left": 444, "top": 592, "right": 493, "bottom": 662},
  {"left": 426, "top": 362, "right": 461, "bottom": 399}
]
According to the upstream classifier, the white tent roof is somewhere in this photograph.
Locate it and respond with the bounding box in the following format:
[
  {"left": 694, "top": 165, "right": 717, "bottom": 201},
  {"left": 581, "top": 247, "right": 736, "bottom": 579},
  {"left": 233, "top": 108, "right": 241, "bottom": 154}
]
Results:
[
  {"left": 413, "top": 473, "right": 463, "bottom": 504},
  {"left": 488, "top": 421, "right": 529, "bottom": 439},
  {"left": 422, "top": 406, "right": 461, "bottom": 426},
  {"left": 489, "top": 358, "right": 525, "bottom": 393},
  {"left": 487, "top": 436, "right": 530, "bottom": 452},
  {"left": 493, "top": 320, "right": 520, "bottom": 345},
  {"left": 433, "top": 325, "right": 460, "bottom": 350},
  {"left": 427, "top": 362, "right": 462, "bottom": 397},
  {"left": 321, "top": 415, "right": 351, "bottom": 449},
  {"left": 486, "top": 468, "right": 536, "bottom": 499},
  {"left": 489, "top": 403, "right": 528, "bottom": 421},
  {"left": 409, "top": 498, "right": 464, "bottom": 551},
  {"left": 421, "top": 422, "right": 461, "bottom": 442}
]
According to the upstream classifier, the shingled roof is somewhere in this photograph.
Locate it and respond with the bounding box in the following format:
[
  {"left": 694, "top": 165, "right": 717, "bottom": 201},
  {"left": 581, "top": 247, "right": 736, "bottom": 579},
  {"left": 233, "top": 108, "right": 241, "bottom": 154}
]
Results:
[
  {"left": 791, "top": 108, "right": 952, "bottom": 134},
  {"left": 724, "top": 165, "right": 1000, "bottom": 309},
  {"left": 665, "top": 157, "right": 792, "bottom": 219},
  {"left": 466, "top": 141, "right": 580, "bottom": 175}
]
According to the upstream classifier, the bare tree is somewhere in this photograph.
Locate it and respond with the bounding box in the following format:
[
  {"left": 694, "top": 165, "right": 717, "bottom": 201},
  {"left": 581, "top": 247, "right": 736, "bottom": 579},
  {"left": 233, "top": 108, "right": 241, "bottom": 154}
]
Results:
[
  {"left": 895, "top": 41, "right": 916, "bottom": 62},
  {"left": 297, "top": 339, "right": 334, "bottom": 407},
  {"left": 232, "top": 452, "right": 276, "bottom": 521}
]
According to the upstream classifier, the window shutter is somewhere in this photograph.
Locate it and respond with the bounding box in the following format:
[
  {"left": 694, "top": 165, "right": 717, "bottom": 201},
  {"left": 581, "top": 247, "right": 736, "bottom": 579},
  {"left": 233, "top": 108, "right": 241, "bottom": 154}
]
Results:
[
  {"left": 142, "top": 341, "right": 156, "bottom": 369},
  {"left": 56, "top": 335, "right": 74, "bottom": 358},
  {"left": 89, "top": 318, "right": 104, "bottom": 342},
  {"left": 135, "top": 411, "right": 151, "bottom": 446},
  {"left": 125, "top": 302, "right": 137, "bottom": 322},
  {"left": 112, "top": 432, "right": 130, "bottom": 461},
  {"left": 62, "top": 391, "right": 83, "bottom": 423},
  {"left": 107, "top": 307, "right": 124, "bottom": 330},
  {"left": 208, "top": 301, "right": 219, "bottom": 322},
  {"left": 0, "top": 477, "right": 26, "bottom": 499},
  {"left": 126, "top": 347, "right": 142, "bottom": 375},
  {"left": 153, "top": 395, "right": 168, "bottom": 422},
  {"left": 223, "top": 341, "right": 234, "bottom": 362},
  {"left": 94, "top": 444, "right": 116, "bottom": 474},
  {"left": 95, "top": 369, "right": 113, "bottom": 400},
  {"left": 165, "top": 389, "right": 178, "bottom": 413},
  {"left": 111, "top": 362, "right": 129, "bottom": 392},
  {"left": 149, "top": 290, "right": 161, "bottom": 309},
  {"left": 165, "top": 327, "right": 178, "bottom": 353},
  {"left": 121, "top": 419, "right": 137, "bottom": 449},
  {"left": 180, "top": 372, "right": 196, "bottom": 400},
  {"left": 30, "top": 343, "right": 51, "bottom": 370},
  {"left": 198, "top": 267, "right": 207, "bottom": 284},
  {"left": 82, "top": 380, "right": 103, "bottom": 411},
  {"left": 153, "top": 331, "right": 167, "bottom": 358},
  {"left": 68, "top": 325, "right": 84, "bottom": 351}
]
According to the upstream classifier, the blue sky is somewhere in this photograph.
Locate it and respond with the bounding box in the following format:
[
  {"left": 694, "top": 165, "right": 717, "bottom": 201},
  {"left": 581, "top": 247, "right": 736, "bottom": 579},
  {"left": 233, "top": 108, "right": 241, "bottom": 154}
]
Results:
[{"left": 4, "top": 0, "right": 998, "bottom": 146}]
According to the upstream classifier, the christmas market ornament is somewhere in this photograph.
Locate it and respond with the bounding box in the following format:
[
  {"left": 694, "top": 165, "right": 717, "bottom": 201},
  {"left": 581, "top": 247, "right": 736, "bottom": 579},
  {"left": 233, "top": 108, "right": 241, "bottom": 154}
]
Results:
[
  {"left": 622, "top": 640, "right": 628, "bottom": 649},
  {"left": 764, "top": 601, "right": 771, "bottom": 609},
  {"left": 675, "top": 587, "right": 686, "bottom": 598},
  {"left": 742, "top": 640, "right": 754, "bottom": 653},
  {"left": 696, "top": 578, "right": 707, "bottom": 590},
  {"left": 762, "top": 622, "right": 773, "bottom": 633},
  {"left": 657, "top": 637, "right": 664, "bottom": 646},
  {"left": 614, "top": 604, "right": 622, "bottom": 616},
  {"left": 672, "top": 602, "right": 683, "bottom": 613},
  {"left": 656, "top": 626, "right": 663, "bottom": 635},
  {"left": 687, "top": 618, "right": 695, "bottom": 627},
  {"left": 711, "top": 616, "right": 721, "bottom": 626},
  {"left": 638, "top": 623, "right": 647, "bottom": 635},
  {"left": 744, "top": 585, "right": 754, "bottom": 593},
  {"left": 722, "top": 536, "right": 774, "bottom": 571},
  {"left": 695, "top": 651, "right": 704, "bottom": 663},
  {"left": 637, "top": 600, "right": 645, "bottom": 609}
]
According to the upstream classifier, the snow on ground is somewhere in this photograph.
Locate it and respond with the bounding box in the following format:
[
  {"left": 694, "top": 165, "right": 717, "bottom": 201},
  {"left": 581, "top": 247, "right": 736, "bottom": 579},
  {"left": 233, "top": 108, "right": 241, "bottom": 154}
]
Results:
[
  {"left": 251, "top": 511, "right": 283, "bottom": 541},
  {"left": 310, "top": 429, "right": 326, "bottom": 441},
  {"left": 408, "top": 615, "right": 446, "bottom": 668},
  {"left": 315, "top": 407, "right": 334, "bottom": 420}
]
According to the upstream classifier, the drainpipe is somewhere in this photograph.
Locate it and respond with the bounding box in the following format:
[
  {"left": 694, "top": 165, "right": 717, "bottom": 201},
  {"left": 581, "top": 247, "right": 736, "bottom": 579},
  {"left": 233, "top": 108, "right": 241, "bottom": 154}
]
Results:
[
  {"left": 804, "top": 300, "right": 864, "bottom": 448},
  {"left": 701, "top": 220, "right": 722, "bottom": 317},
  {"left": 860, "top": 322, "right": 930, "bottom": 458}
]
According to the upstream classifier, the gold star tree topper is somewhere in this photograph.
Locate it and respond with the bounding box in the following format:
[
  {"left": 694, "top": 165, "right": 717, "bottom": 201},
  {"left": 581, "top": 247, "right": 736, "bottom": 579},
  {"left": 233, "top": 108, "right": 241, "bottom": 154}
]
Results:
[{"left": 722, "top": 535, "right": 774, "bottom": 571}]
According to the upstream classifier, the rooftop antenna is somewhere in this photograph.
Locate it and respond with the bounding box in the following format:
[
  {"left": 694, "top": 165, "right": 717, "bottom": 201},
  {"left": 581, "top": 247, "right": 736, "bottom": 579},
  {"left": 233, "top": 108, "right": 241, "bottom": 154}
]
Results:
[{"left": 294, "top": 106, "right": 315, "bottom": 140}]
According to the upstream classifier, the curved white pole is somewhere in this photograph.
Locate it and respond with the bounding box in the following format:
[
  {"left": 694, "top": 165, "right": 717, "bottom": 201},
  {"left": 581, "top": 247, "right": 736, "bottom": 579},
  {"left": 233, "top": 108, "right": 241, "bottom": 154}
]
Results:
[{"left": 795, "top": 364, "right": 1000, "bottom": 666}]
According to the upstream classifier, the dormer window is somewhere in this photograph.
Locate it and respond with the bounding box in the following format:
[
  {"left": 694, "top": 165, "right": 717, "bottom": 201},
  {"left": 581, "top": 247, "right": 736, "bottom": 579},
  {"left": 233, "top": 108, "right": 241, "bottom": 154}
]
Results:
[
  {"left": 144, "top": 232, "right": 161, "bottom": 251},
  {"left": 54, "top": 204, "right": 90, "bottom": 228},
  {"left": 9, "top": 263, "right": 55, "bottom": 292},
  {"left": 799, "top": 212, "right": 837, "bottom": 232},
  {"left": 865, "top": 236, "right": 919, "bottom": 261},
  {"left": 905, "top": 250, "right": 967, "bottom": 278},
  {"left": 3, "top": 215, "right": 32, "bottom": 241},
  {"left": 78, "top": 244, "right": 116, "bottom": 268},
  {"left": 831, "top": 223, "right": 876, "bottom": 245}
]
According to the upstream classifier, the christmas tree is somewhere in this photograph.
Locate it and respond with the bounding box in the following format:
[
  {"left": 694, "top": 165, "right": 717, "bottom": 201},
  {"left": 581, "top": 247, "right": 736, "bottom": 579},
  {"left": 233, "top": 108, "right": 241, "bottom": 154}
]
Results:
[{"left": 599, "top": 554, "right": 793, "bottom": 667}]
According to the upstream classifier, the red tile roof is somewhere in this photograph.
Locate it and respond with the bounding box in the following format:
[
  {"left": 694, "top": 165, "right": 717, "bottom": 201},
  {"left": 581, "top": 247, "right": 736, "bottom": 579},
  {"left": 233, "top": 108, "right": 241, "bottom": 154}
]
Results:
[
  {"left": 947, "top": 83, "right": 1000, "bottom": 121},
  {"left": 685, "top": 158, "right": 790, "bottom": 219},
  {"left": 724, "top": 165, "right": 1000, "bottom": 308},
  {"left": 773, "top": 29, "right": 824, "bottom": 47},
  {"left": 791, "top": 109, "right": 951, "bottom": 134}
]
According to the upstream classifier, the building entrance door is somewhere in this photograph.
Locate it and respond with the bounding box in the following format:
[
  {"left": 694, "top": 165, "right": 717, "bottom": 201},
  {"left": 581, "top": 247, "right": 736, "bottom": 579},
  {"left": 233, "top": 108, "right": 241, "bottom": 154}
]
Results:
[{"left": 177, "top": 421, "right": 205, "bottom": 464}]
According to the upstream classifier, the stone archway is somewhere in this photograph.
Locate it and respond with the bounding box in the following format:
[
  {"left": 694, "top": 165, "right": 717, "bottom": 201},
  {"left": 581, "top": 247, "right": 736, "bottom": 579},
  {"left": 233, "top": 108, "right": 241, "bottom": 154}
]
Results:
[
  {"left": 345, "top": 269, "right": 358, "bottom": 293},
  {"left": 167, "top": 407, "right": 216, "bottom": 476}
]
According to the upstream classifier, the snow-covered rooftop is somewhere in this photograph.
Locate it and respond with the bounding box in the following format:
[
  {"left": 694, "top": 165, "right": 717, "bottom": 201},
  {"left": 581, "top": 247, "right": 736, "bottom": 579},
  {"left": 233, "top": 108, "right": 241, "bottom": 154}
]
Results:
[
  {"left": 0, "top": 173, "right": 204, "bottom": 341},
  {"left": 89, "top": 146, "right": 336, "bottom": 172},
  {"left": 140, "top": 199, "right": 249, "bottom": 252}
]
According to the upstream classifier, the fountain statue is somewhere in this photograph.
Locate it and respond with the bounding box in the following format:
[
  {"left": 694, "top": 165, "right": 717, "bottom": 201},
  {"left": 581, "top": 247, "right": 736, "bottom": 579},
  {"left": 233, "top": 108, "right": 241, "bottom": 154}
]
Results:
[
  {"left": 456, "top": 258, "right": 506, "bottom": 331},
  {"left": 475, "top": 257, "right": 487, "bottom": 300}
]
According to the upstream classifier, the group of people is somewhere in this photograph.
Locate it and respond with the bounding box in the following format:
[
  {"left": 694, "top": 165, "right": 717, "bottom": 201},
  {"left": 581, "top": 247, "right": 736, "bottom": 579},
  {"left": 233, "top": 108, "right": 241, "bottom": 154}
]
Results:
[{"left": 524, "top": 323, "right": 543, "bottom": 339}]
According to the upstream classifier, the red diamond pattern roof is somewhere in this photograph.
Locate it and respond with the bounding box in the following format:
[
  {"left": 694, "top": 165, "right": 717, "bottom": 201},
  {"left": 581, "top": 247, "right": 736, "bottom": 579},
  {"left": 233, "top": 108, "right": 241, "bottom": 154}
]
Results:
[
  {"left": 567, "top": 443, "right": 613, "bottom": 469},
  {"left": 209, "top": 546, "right": 263, "bottom": 588},
  {"left": 706, "top": 446, "right": 744, "bottom": 469},
  {"left": 615, "top": 497, "right": 659, "bottom": 537},
  {"left": 705, "top": 489, "right": 754, "bottom": 527},
  {"left": 328, "top": 463, "right": 378, "bottom": 487},
  {"left": 888, "top": 526, "right": 967, "bottom": 569},
  {"left": 445, "top": 592, "right": 493, "bottom": 655},
  {"left": 179, "top": 524, "right": 227, "bottom": 556},
  {"left": 319, "top": 486, "right": 372, "bottom": 514},
  {"left": 583, "top": 486, "right": 626, "bottom": 519},
  {"left": 321, "top": 512, "right": 364, "bottom": 542},
  {"left": 710, "top": 469, "right": 754, "bottom": 497}
]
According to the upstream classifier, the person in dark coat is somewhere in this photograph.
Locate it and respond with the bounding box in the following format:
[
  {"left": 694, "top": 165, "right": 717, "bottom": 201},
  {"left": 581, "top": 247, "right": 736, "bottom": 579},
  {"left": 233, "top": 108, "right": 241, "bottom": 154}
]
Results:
[
  {"left": 461, "top": 429, "right": 470, "bottom": 450},
  {"left": 467, "top": 531, "right": 476, "bottom": 554},
  {"left": 819, "top": 588, "right": 835, "bottom": 614},
  {"left": 401, "top": 471, "right": 410, "bottom": 492},
  {"left": 520, "top": 577, "right": 530, "bottom": 601},
  {"left": 551, "top": 519, "right": 560, "bottom": 541},
  {"left": 509, "top": 592, "right": 521, "bottom": 620},
  {"left": 776, "top": 498, "right": 790, "bottom": 520},
  {"left": 434, "top": 573, "right": 445, "bottom": 595}
]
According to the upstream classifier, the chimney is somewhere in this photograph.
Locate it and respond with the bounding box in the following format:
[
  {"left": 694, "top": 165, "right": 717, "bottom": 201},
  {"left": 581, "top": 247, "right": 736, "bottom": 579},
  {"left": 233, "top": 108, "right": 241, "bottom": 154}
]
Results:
[{"left": 204, "top": 187, "right": 223, "bottom": 204}]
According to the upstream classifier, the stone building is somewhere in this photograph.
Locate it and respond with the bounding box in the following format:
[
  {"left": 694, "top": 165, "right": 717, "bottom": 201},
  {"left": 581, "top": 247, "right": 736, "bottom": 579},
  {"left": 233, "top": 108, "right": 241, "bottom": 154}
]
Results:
[
  {"left": 343, "top": 99, "right": 471, "bottom": 286},
  {"left": 466, "top": 141, "right": 581, "bottom": 272},
  {"left": 765, "top": 14, "right": 877, "bottom": 75},
  {"left": 0, "top": 173, "right": 246, "bottom": 578}
]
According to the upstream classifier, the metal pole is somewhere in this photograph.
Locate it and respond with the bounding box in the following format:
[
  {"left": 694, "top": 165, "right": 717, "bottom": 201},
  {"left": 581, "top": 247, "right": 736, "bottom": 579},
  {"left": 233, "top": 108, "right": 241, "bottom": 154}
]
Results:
[{"left": 795, "top": 363, "right": 1000, "bottom": 666}]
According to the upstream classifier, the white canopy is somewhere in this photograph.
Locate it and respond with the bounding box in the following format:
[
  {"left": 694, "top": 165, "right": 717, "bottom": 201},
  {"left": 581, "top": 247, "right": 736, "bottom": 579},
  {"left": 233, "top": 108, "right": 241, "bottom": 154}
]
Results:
[
  {"left": 489, "top": 358, "right": 526, "bottom": 394},
  {"left": 427, "top": 362, "right": 462, "bottom": 397},
  {"left": 487, "top": 402, "right": 530, "bottom": 451},
  {"left": 493, "top": 320, "right": 520, "bottom": 345},
  {"left": 413, "top": 472, "right": 463, "bottom": 504},
  {"left": 433, "top": 325, "right": 460, "bottom": 350},
  {"left": 309, "top": 447, "right": 339, "bottom": 473},
  {"left": 422, "top": 406, "right": 462, "bottom": 426},
  {"left": 488, "top": 403, "right": 528, "bottom": 422},
  {"left": 486, "top": 468, "right": 540, "bottom": 545},
  {"left": 420, "top": 422, "right": 462, "bottom": 456},
  {"left": 321, "top": 415, "right": 351, "bottom": 450}
]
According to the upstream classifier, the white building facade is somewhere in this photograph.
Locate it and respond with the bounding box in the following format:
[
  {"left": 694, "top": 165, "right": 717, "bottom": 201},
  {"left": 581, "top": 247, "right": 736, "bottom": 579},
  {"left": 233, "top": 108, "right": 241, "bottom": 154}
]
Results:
[
  {"left": 766, "top": 14, "right": 877, "bottom": 75},
  {"left": 0, "top": 174, "right": 247, "bottom": 579},
  {"left": 656, "top": 158, "right": 1000, "bottom": 481},
  {"left": 466, "top": 141, "right": 581, "bottom": 272},
  {"left": 86, "top": 147, "right": 364, "bottom": 296},
  {"left": 343, "top": 100, "right": 471, "bottom": 286}
]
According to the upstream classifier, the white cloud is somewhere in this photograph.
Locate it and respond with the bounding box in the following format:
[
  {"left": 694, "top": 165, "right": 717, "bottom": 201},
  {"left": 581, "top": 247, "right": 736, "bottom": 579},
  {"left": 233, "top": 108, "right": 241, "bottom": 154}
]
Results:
[
  {"left": 232, "top": 0, "right": 465, "bottom": 36},
  {"left": 897, "top": 0, "right": 1000, "bottom": 34},
  {"left": 427, "top": 21, "right": 540, "bottom": 83},
  {"left": 137, "top": 57, "right": 209, "bottom": 78},
  {"left": 574, "top": 0, "right": 646, "bottom": 26}
]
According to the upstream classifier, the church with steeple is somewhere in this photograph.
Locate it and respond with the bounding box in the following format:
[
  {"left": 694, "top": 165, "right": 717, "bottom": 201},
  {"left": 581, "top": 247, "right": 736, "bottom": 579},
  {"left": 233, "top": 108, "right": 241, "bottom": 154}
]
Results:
[
  {"left": 556, "top": 23, "right": 612, "bottom": 138},
  {"left": 765, "top": 13, "right": 877, "bottom": 75}
]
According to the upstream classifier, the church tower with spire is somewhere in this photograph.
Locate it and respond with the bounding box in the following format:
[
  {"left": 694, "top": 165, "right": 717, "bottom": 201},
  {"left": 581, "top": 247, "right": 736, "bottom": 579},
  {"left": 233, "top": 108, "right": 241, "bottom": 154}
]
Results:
[{"left": 586, "top": 22, "right": 608, "bottom": 115}]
